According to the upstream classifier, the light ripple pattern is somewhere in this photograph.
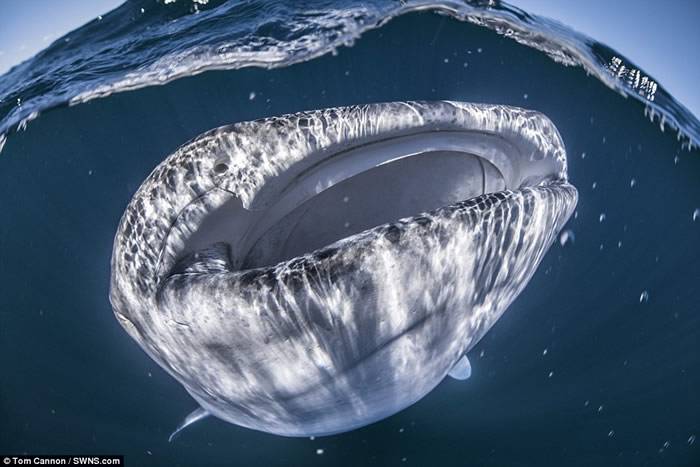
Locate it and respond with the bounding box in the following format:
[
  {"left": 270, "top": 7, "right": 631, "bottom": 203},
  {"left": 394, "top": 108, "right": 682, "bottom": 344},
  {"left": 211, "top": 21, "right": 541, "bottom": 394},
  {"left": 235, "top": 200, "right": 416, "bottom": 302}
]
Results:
[{"left": 0, "top": 0, "right": 697, "bottom": 151}]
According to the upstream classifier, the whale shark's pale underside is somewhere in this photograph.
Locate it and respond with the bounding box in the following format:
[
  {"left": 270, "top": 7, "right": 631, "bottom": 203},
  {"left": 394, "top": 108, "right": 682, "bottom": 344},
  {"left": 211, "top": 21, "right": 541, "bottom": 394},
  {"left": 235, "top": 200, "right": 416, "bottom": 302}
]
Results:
[{"left": 109, "top": 101, "right": 577, "bottom": 439}]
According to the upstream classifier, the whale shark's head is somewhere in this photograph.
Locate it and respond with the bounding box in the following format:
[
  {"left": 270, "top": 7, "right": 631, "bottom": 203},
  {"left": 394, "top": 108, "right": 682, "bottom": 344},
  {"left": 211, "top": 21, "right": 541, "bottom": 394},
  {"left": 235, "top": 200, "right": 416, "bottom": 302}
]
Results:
[{"left": 110, "top": 101, "right": 577, "bottom": 437}]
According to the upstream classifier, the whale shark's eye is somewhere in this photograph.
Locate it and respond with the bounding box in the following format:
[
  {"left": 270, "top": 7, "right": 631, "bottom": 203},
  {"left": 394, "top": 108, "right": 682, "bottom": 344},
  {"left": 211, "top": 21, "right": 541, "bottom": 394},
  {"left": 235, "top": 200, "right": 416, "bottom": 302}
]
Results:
[{"left": 213, "top": 158, "right": 229, "bottom": 174}]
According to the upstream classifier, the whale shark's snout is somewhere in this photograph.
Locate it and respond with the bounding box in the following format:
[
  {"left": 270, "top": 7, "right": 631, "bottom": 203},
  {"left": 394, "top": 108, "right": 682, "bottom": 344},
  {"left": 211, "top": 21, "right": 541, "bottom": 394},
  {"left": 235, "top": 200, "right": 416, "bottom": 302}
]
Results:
[{"left": 110, "top": 101, "right": 577, "bottom": 438}]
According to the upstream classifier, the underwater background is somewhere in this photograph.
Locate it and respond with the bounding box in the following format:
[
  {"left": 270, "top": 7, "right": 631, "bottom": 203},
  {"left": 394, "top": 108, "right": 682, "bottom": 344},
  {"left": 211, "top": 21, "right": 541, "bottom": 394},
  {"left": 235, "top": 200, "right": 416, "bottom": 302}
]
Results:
[{"left": 0, "top": 0, "right": 698, "bottom": 465}]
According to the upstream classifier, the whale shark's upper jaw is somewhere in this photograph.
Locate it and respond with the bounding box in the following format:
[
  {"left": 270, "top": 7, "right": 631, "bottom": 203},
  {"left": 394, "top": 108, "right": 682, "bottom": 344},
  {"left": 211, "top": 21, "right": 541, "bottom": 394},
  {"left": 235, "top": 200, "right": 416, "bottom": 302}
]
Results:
[{"left": 110, "top": 101, "right": 577, "bottom": 437}]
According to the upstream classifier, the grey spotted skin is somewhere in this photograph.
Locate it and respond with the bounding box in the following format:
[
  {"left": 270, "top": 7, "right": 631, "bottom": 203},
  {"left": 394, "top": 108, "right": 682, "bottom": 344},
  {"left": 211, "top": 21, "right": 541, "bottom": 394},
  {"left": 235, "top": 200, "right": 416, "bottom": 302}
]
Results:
[{"left": 110, "top": 101, "right": 577, "bottom": 437}]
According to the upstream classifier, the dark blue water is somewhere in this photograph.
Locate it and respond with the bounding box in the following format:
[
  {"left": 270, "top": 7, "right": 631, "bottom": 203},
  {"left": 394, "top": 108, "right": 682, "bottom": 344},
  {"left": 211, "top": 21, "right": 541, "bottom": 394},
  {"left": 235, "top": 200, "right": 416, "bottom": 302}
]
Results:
[{"left": 0, "top": 1, "right": 698, "bottom": 466}]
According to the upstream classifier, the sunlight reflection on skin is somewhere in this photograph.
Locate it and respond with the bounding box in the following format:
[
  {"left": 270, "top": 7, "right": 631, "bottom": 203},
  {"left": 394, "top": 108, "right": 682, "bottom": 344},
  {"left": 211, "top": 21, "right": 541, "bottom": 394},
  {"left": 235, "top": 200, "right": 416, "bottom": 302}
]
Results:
[{"left": 110, "top": 101, "right": 577, "bottom": 438}]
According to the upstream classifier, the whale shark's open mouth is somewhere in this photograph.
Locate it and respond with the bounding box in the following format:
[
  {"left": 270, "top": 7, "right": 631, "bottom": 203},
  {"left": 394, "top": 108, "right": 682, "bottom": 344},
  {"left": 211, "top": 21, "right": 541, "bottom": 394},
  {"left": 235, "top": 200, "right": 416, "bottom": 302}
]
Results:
[
  {"left": 167, "top": 102, "right": 568, "bottom": 276},
  {"left": 110, "top": 101, "right": 577, "bottom": 437}
]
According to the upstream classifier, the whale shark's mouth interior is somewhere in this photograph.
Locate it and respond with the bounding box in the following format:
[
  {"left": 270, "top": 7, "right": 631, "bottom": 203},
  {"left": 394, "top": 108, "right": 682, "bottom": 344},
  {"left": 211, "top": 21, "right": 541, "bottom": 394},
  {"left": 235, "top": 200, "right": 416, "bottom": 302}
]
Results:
[
  {"left": 176, "top": 130, "right": 558, "bottom": 272},
  {"left": 243, "top": 150, "right": 505, "bottom": 268}
]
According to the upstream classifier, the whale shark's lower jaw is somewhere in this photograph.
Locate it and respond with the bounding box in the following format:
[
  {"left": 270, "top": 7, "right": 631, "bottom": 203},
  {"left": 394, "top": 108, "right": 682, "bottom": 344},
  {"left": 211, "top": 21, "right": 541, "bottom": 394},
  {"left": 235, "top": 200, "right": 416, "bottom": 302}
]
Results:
[{"left": 110, "top": 101, "right": 577, "bottom": 437}]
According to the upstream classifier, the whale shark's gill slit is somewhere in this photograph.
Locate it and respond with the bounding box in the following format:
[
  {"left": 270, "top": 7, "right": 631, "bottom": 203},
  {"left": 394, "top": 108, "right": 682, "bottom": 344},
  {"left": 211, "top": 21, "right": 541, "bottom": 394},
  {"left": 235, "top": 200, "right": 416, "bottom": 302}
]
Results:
[{"left": 476, "top": 156, "right": 487, "bottom": 195}]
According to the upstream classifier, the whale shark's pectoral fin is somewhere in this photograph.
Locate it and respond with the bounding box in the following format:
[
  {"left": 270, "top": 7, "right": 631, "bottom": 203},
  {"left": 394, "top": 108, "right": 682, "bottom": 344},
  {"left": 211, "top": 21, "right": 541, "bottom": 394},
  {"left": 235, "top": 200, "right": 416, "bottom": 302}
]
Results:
[
  {"left": 448, "top": 354, "right": 472, "bottom": 380},
  {"left": 168, "top": 407, "right": 210, "bottom": 443}
]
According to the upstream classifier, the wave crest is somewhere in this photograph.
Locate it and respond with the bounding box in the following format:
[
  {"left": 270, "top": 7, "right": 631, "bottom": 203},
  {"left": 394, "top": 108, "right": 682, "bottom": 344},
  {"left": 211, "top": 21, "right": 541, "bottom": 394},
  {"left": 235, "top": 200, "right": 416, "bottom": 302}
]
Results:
[{"left": 0, "top": 0, "right": 698, "bottom": 150}]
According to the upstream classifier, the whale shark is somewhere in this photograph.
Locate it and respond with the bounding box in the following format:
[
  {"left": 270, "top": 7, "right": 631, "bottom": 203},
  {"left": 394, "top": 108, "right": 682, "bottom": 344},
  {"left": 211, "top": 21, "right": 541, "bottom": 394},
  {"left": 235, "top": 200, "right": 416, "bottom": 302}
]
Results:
[{"left": 109, "top": 101, "right": 577, "bottom": 438}]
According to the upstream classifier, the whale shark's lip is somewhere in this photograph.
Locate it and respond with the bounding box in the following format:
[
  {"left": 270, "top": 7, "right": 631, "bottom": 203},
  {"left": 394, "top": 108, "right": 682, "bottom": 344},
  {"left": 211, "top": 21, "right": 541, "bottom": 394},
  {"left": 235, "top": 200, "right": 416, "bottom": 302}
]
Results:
[{"left": 109, "top": 101, "right": 577, "bottom": 437}]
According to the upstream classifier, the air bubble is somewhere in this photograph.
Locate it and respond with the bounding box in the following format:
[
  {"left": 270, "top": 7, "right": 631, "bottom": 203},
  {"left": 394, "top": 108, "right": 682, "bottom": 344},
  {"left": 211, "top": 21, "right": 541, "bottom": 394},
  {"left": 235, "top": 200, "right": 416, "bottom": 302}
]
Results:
[
  {"left": 639, "top": 290, "right": 649, "bottom": 303},
  {"left": 559, "top": 229, "right": 574, "bottom": 246}
]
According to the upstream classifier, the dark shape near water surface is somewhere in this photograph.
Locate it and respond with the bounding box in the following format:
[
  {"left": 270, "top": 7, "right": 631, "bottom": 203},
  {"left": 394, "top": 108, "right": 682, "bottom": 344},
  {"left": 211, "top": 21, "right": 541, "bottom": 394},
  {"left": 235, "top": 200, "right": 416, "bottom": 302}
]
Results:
[{"left": 109, "top": 100, "right": 577, "bottom": 438}]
